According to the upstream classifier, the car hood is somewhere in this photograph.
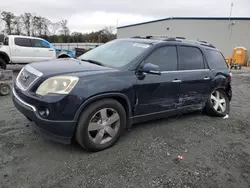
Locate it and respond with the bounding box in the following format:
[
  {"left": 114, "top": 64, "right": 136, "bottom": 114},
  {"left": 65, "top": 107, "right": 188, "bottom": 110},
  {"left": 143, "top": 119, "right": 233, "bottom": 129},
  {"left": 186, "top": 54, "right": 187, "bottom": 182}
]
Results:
[{"left": 28, "top": 58, "right": 116, "bottom": 77}]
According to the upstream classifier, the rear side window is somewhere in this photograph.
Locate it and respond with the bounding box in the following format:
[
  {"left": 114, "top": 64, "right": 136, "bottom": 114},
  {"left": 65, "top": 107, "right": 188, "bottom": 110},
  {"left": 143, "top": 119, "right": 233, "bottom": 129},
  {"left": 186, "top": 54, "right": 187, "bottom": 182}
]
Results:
[
  {"left": 144, "top": 46, "right": 178, "bottom": 71},
  {"left": 178, "top": 46, "right": 205, "bottom": 70},
  {"left": 205, "top": 50, "right": 228, "bottom": 69},
  {"left": 31, "top": 39, "right": 50, "bottom": 48},
  {"left": 14, "top": 38, "right": 32, "bottom": 47}
]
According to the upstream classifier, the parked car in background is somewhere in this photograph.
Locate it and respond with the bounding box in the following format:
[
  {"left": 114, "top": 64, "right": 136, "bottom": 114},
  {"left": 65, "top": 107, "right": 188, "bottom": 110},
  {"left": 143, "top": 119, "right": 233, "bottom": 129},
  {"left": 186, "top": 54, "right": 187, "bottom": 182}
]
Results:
[
  {"left": 12, "top": 36, "right": 232, "bottom": 152},
  {"left": 50, "top": 44, "right": 76, "bottom": 59},
  {"left": 0, "top": 35, "right": 56, "bottom": 69},
  {"left": 0, "top": 35, "right": 77, "bottom": 69}
]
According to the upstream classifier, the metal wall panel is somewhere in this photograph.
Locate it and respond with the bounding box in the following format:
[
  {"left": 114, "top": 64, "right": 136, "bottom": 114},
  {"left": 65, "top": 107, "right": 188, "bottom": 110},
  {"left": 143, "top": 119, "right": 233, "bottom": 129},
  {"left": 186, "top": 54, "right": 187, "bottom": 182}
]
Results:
[{"left": 117, "top": 19, "right": 250, "bottom": 57}]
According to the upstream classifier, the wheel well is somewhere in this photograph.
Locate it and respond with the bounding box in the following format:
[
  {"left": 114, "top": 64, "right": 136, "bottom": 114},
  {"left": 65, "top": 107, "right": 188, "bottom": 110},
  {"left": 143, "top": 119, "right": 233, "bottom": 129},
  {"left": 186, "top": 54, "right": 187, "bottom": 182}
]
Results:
[
  {"left": 75, "top": 96, "right": 131, "bottom": 127},
  {"left": 0, "top": 52, "right": 10, "bottom": 63},
  {"left": 112, "top": 96, "right": 130, "bottom": 119},
  {"left": 58, "top": 54, "right": 70, "bottom": 58},
  {"left": 214, "top": 87, "right": 231, "bottom": 101}
]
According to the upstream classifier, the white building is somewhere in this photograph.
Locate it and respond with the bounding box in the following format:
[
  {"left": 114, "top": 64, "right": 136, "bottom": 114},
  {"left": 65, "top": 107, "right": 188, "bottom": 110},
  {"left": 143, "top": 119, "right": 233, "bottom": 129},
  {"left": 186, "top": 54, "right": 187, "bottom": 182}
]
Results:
[{"left": 117, "top": 17, "right": 250, "bottom": 57}]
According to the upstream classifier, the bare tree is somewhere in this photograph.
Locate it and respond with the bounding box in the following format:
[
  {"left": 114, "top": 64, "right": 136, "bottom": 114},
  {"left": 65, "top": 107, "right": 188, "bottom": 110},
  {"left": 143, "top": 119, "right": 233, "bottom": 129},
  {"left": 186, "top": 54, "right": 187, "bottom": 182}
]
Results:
[
  {"left": 50, "top": 22, "right": 60, "bottom": 35},
  {"left": 59, "top": 19, "right": 70, "bottom": 42},
  {"left": 21, "top": 12, "right": 32, "bottom": 36},
  {"left": 32, "top": 16, "right": 41, "bottom": 36},
  {"left": 1, "top": 11, "right": 15, "bottom": 34},
  {"left": 13, "top": 16, "right": 22, "bottom": 35},
  {"left": 41, "top": 17, "right": 51, "bottom": 36},
  {"left": 49, "top": 22, "right": 60, "bottom": 42},
  {"left": 103, "top": 26, "right": 116, "bottom": 34}
]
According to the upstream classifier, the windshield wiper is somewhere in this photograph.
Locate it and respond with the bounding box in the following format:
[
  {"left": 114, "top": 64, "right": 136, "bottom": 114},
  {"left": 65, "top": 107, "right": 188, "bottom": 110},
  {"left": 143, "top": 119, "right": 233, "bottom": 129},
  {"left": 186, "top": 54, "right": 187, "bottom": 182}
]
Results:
[{"left": 81, "top": 59, "right": 105, "bottom": 67}]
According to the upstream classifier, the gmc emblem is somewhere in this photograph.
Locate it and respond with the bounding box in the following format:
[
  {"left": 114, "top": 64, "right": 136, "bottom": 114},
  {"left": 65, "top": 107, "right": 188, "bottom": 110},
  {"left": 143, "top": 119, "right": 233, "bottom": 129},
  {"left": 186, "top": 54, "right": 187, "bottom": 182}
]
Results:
[{"left": 20, "top": 72, "right": 29, "bottom": 81}]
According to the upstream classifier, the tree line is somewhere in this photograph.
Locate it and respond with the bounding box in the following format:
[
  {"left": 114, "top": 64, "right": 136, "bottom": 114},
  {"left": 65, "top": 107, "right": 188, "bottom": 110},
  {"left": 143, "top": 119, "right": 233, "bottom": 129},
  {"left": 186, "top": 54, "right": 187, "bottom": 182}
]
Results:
[{"left": 0, "top": 11, "right": 116, "bottom": 43}]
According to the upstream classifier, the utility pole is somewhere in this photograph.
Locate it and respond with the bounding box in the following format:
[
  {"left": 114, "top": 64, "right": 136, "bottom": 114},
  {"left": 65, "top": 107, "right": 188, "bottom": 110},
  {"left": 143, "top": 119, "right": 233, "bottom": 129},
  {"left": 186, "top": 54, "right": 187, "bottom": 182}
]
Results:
[
  {"left": 229, "top": 2, "right": 234, "bottom": 25},
  {"left": 116, "top": 19, "right": 119, "bottom": 28},
  {"left": 229, "top": 2, "right": 234, "bottom": 55}
]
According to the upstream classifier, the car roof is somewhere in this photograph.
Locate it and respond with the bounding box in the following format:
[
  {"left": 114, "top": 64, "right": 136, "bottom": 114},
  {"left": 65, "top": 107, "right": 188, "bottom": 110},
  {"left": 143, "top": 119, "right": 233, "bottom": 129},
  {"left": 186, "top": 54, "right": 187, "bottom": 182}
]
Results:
[
  {"left": 120, "top": 36, "right": 219, "bottom": 51},
  {"left": 8, "top": 35, "right": 46, "bottom": 41}
]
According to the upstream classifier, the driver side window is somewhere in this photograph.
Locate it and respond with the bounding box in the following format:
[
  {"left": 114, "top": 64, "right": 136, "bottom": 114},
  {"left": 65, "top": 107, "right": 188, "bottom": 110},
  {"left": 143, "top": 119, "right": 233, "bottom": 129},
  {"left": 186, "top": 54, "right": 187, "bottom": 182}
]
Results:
[{"left": 144, "top": 46, "right": 178, "bottom": 71}]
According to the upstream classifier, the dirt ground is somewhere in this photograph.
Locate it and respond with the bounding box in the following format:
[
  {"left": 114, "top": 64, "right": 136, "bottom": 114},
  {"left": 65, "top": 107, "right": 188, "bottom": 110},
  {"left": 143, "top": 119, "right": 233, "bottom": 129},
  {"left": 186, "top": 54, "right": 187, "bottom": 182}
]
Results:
[{"left": 1, "top": 66, "right": 250, "bottom": 188}]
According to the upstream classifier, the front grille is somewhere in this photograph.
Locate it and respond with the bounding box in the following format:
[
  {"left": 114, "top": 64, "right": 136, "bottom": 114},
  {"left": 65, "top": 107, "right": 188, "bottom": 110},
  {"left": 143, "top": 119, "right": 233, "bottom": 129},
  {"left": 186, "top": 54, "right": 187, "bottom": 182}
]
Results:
[{"left": 16, "top": 65, "right": 43, "bottom": 91}]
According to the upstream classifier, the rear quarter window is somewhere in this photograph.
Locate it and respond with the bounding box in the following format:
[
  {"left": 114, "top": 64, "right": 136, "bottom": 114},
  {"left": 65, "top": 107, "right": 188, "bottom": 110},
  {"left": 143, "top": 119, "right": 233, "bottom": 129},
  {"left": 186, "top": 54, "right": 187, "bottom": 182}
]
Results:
[{"left": 205, "top": 50, "right": 228, "bottom": 69}]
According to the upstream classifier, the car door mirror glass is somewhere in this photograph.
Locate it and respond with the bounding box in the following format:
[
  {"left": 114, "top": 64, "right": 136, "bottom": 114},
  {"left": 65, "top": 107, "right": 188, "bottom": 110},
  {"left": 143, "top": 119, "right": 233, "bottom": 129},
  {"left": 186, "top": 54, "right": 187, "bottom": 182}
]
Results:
[{"left": 141, "top": 63, "right": 161, "bottom": 75}]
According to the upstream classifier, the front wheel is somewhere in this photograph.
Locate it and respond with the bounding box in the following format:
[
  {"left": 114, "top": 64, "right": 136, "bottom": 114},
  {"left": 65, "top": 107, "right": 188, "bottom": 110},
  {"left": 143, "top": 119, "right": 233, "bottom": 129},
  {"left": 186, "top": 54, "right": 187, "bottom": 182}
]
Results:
[
  {"left": 205, "top": 89, "right": 230, "bottom": 117},
  {"left": 75, "top": 99, "right": 126, "bottom": 152},
  {"left": 0, "top": 84, "right": 10, "bottom": 96},
  {"left": 0, "top": 58, "right": 7, "bottom": 70}
]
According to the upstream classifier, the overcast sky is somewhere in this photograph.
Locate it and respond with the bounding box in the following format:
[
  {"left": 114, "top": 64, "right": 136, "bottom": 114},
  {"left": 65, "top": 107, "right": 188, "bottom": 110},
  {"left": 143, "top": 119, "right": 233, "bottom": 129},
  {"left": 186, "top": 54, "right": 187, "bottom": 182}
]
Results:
[{"left": 1, "top": 0, "right": 250, "bottom": 33}]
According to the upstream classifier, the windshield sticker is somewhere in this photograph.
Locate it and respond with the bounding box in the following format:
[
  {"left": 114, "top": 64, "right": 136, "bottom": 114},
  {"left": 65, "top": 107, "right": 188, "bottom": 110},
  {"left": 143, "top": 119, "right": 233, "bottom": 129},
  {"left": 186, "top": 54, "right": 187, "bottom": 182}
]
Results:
[{"left": 133, "top": 43, "right": 150, "bottom": 48}]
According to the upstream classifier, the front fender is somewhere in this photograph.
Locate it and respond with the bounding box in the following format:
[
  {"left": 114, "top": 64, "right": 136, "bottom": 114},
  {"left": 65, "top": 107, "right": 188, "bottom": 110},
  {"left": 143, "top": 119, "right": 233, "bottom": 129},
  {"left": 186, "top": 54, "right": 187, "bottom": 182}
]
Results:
[{"left": 73, "top": 92, "right": 132, "bottom": 121}]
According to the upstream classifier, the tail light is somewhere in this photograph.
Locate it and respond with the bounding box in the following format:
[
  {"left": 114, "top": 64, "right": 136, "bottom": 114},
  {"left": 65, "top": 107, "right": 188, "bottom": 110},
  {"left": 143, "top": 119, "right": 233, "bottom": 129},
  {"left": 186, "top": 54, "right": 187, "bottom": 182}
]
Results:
[{"left": 228, "top": 72, "right": 233, "bottom": 82}]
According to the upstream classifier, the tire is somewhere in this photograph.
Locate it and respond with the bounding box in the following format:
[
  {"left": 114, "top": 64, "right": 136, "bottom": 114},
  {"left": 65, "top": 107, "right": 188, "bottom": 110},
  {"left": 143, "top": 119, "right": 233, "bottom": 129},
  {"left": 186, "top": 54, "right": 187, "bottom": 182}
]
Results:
[
  {"left": 205, "top": 89, "right": 230, "bottom": 117},
  {"left": 75, "top": 99, "right": 126, "bottom": 152},
  {"left": 0, "top": 58, "right": 7, "bottom": 70},
  {"left": 0, "top": 84, "right": 10, "bottom": 96}
]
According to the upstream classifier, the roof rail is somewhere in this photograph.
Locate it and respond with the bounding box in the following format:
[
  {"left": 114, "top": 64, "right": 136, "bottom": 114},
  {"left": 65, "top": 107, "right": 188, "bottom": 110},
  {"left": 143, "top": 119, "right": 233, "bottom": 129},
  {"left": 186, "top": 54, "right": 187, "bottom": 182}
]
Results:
[
  {"left": 130, "top": 36, "right": 216, "bottom": 48},
  {"left": 198, "top": 40, "right": 208, "bottom": 44},
  {"left": 176, "top": 37, "right": 186, "bottom": 39},
  {"left": 175, "top": 38, "right": 216, "bottom": 48}
]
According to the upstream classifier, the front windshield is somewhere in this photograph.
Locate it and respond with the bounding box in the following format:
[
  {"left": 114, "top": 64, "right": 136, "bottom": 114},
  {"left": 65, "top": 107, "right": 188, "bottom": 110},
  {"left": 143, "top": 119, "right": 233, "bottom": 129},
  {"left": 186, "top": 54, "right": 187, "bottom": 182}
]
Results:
[{"left": 78, "top": 39, "right": 151, "bottom": 68}]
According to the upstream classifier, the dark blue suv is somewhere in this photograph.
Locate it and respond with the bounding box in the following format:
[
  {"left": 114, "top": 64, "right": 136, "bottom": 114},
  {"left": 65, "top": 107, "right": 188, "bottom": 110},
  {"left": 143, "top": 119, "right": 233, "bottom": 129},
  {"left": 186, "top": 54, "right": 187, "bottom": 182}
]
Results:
[{"left": 12, "top": 36, "right": 232, "bottom": 152}]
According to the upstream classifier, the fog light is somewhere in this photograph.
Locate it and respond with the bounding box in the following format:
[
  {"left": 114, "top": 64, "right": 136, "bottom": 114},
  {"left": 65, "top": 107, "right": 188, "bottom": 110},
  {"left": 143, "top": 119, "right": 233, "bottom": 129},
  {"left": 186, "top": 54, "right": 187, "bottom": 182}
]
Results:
[{"left": 39, "top": 107, "right": 49, "bottom": 117}]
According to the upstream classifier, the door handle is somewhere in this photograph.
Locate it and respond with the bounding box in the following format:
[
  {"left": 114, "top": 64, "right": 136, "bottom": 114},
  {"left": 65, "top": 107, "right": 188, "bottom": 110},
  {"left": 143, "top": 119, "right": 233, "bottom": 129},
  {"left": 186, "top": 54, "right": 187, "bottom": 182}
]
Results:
[
  {"left": 204, "top": 76, "right": 210, "bottom": 80},
  {"left": 172, "top": 79, "right": 182, "bottom": 83}
]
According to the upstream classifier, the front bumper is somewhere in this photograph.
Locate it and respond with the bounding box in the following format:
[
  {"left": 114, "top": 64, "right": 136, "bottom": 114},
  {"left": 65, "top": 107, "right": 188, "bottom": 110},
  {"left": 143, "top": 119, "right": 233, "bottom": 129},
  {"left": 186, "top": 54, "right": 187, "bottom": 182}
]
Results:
[{"left": 12, "top": 88, "right": 76, "bottom": 144}]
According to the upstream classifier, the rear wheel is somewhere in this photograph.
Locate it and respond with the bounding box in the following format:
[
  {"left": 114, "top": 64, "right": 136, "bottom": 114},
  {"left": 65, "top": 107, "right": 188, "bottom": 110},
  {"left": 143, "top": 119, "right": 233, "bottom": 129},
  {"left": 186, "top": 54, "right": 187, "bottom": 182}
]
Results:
[
  {"left": 75, "top": 99, "right": 126, "bottom": 152},
  {"left": 205, "top": 89, "right": 230, "bottom": 117},
  {"left": 0, "top": 58, "right": 7, "bottom": 70}
]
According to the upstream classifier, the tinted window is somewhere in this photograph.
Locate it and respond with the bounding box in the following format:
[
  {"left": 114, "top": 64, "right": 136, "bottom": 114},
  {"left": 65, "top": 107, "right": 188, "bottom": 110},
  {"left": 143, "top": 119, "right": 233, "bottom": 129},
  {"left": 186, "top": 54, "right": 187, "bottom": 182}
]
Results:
[
  {"left": 32, "top": 39, "right": 50, "bottom": 48},
  {"left": 14, "top": 38, "right": 32, "bottom": 47},
  {"left": 144, "top": 46, "right": 178, "bottom": 71},
  {"left": 179, "top": 46, "right": 204, "bottom": 70},
  {"left": 3, "top": 37, "right": 8, "bottom": 45},
  {"left": 205, "top": 50, "right": 228, "bottom": 69}
]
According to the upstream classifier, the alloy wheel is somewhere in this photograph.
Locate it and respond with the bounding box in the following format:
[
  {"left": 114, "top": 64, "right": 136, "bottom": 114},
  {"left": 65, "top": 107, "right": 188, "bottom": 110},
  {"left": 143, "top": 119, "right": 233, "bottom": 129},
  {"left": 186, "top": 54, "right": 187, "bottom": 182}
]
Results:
[
  {"left": 87, "top": 108, "right": 120, "bottom": 145},
  {"left": 210, "top": 90, "right": 226, "bottom": 113}
]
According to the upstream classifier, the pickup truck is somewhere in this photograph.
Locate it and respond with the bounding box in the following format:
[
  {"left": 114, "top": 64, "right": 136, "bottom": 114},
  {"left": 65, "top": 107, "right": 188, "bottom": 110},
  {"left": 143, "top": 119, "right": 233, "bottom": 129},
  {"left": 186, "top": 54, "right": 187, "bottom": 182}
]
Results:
[{"left": 0, "top": 35, "right": 76, "bottom": 69}]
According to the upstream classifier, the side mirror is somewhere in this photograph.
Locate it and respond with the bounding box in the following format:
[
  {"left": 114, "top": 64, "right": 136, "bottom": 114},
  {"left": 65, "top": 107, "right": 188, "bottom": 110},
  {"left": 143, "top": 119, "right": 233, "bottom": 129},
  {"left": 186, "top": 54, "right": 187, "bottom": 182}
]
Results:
[{"left": 140, "top": 63, "right": 161, "bottom": 75}]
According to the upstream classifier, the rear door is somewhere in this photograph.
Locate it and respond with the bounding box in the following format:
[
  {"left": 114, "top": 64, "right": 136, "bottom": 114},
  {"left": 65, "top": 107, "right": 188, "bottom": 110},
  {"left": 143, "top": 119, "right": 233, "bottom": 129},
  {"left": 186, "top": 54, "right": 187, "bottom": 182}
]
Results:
[
  {"left": 135, "top": 45, "right": 180, "bottom": 116},
  {"left": 176, "top": 46, "right": 213, "bottom": 107},
  {"left": 31, "top": 39, "right": 56, "bottom": 62},
  {"left": 10, "top": 37, "right": 34, "bottom": 63}
]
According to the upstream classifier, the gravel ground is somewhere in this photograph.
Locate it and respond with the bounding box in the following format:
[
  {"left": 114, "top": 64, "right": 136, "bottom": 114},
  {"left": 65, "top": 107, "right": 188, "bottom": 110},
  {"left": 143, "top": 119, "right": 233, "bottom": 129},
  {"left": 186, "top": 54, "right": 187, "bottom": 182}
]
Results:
[{"left": 1, "top": 66, "right": 250, "bottom": 188}]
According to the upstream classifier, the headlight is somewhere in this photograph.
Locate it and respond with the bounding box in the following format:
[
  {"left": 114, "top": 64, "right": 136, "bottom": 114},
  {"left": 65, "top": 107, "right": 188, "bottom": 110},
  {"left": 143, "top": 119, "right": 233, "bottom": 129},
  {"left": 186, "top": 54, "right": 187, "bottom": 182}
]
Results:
[{"left": 36, "top": 76, "right": 79, "bottom": 96}]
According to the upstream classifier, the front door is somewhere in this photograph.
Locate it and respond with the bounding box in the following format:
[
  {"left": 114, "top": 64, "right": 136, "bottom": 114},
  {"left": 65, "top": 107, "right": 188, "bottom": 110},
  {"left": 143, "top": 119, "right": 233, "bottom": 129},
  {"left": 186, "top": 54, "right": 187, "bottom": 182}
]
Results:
[
  {"left": 31, "top": 39, "right": 56, "bottom": 62},
  {"left": 134, "top": 46, "right": 180, "bottom": 116},
  {"left": 176, "top": 46, "right": 213, "bottom": 107},
  {"left": 10, "top": 37, "right": 34, "bottom": 63}
]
